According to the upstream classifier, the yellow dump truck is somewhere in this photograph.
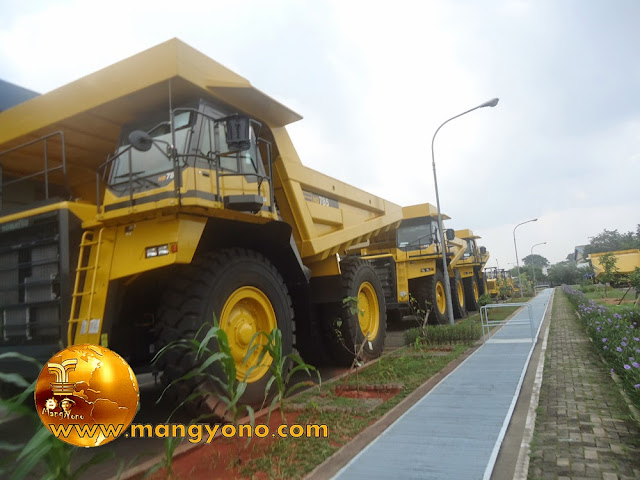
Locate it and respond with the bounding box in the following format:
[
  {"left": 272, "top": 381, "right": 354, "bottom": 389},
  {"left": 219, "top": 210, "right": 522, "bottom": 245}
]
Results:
[
  {"left": 454, "top": 229, "right": 490, "bottom": 311},
  {"left": 484, "top": 267, "right": 513, "bottom": 299},
  {"left": 347, "top": 204, "right": 474, "bottom": 324},
  {"left": 0, "top": 39, "right": 405, "bottom": 405},
  {"left": 588, "top": 249, "right": 640, "bottom": 286},
  {"left": 485, "top": 267, "right": 500, "bottom": 297}
]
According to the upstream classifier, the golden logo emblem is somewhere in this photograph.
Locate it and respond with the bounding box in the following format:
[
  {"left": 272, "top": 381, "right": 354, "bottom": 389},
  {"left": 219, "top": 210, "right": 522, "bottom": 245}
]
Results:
[{"left": 34, "top": 344, "right": 139, "bottom": 447}]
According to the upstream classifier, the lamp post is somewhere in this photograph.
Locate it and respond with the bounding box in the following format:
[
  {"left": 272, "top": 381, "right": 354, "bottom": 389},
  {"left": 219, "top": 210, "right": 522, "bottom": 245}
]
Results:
[
  {"left": 432, "top": 97, "right": 499, "bottom": 324},
  {"left": 530, "top": 241, "right": 547, "bottom": 293},
  {"left": 513, "top": 218, "right": 537, "bottom": 298}
]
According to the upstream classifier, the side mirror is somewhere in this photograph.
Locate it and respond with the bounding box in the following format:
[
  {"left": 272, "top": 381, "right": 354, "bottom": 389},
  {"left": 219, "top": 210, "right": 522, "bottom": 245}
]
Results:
[
  {"left": 129, "top": 130, "right": 153, "bottom": 152},
  {"left": 225, "top": 116, "right": 252, "bottom": 152},
  {"left": 446, "top": 229, "right": 455, "bottom": 241},
  {"left": 480, "top": 246, "right": 487, "bottom": 255}
]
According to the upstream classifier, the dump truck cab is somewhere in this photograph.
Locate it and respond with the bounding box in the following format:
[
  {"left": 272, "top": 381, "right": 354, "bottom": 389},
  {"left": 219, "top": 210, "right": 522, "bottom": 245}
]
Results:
[
  {"left": 98, "top": 99, "right": 277, "bottom": 222},
  {"left": 353, "top": 204, "right": 471, "bottom": 324},
  {"left": 454, "top": 229, "right": 490, "bottom": 311}
]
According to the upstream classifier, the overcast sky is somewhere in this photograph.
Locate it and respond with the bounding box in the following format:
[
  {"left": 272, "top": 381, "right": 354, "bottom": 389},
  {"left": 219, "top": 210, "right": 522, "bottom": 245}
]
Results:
[{"left": 1, "top": 0, "right": 638, "bottom": 267}]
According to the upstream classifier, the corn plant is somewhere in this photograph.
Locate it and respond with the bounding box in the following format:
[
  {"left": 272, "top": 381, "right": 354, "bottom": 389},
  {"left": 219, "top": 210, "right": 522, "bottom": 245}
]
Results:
[
  {"left": 245, "top": 328, "right": 320, "bottom": 425},
  {"left": 0, "top": 352, "right": 114, "bottom": 480},
  {"left": 338, "top": 296, "right": 373, "bottom": 392},
  {"left": 143, "top": 436, "right": 182, "bottom": 480},
  {"left": 152, "top": 320, "right": 255, "bottom": 426}
]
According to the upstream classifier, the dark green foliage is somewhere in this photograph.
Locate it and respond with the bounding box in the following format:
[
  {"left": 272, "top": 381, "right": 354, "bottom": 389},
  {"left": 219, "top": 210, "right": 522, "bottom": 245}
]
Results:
[
  {"left": 583, "top": 227, "right": 640, "bottom": 255},
  {"left": 478, "top": 293, "right": 493, "bottom": 307},
  {"left": 0, "top": 353, "right": 115, "bottom": 480}
]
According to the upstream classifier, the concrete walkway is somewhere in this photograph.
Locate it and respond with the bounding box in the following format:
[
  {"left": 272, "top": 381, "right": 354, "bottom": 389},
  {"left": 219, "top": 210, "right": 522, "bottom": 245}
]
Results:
[
  {"left": 527, "top": 291, "right": 640, "bottom": 480},
  {"left": 332, "top": 290, "right": 553, "bottom": 480}
]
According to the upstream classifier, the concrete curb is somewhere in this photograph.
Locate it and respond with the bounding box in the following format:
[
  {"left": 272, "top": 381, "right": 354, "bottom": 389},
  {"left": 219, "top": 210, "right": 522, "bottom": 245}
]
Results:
[{"left": 513, "top": 289, "right": 554, "bottom": 480}]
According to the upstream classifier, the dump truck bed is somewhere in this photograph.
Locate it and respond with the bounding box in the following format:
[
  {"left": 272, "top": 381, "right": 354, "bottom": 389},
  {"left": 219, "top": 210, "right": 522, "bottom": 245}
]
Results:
[{"left": 588, "top": 249, "right": 640, "bottom": 277}]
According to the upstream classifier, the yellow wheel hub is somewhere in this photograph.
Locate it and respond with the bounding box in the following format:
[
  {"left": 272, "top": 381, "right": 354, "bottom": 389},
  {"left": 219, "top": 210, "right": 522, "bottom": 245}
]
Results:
[
  {"left": 436, "top": 281, "right": 446, "bottom": 314},
  {"left": 473, "top": 282, "right": 479, "bottom": 302},
  {"left": 220, "top": 286, "right": 277, "bottom": 383},
  {"left": 457, "top": 280, "right": 464, "bottom": 308},
  {"left": 357, "top": 282, "right": 379, "bottom": 341}
]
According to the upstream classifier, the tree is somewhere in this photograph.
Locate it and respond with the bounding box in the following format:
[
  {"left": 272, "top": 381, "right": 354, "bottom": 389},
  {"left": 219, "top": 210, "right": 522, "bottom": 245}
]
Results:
[
  {"left": 584, "top": 227, "right": 640, "bottom": 255},
  {"left": 511, "top": 264, "right": 548, "bottom": 286},
  {"left": 547, "top": 262, "right": 582, "bottom": 286},
  {"left": 522, "top": 254, "right": 550, "bottom": 268},
  {"left": 599, "top": 252, "right": 619, "bottom": 298}
]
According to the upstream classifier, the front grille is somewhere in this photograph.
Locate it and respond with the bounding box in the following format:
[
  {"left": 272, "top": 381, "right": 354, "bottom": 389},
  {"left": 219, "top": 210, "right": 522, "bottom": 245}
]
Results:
[{"left": 0, "top": 209, "right": 80, "bottom": 348}]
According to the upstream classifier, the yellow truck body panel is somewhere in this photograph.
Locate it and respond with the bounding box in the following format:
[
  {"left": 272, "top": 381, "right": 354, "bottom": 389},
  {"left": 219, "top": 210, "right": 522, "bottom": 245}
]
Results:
[{"left": 588, "top": 249, "right": 640, "bottom": 279}]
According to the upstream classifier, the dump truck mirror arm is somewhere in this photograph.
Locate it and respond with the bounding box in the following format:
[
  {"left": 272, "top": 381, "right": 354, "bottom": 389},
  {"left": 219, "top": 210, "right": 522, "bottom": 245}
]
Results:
[{"left": 128, "top": 130, "right": 175, "bottom": 158}]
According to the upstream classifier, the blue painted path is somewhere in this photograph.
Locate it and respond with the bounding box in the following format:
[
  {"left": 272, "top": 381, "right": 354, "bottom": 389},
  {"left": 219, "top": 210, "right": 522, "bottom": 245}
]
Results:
[{"left": 333, "top": 289, "right": 553, "bottom": 480}]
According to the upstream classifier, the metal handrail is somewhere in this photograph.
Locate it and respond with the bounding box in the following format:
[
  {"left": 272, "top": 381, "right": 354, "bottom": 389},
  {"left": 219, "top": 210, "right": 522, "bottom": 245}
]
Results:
[
  {"left": 0, "top": 131, "right": 69, "bottom": 208},
  {"left": 480, "top": 302, "right": 535, "bottom": 343},
  {"left": 95, "top": 108, "right": 275, "bottom": 213}
]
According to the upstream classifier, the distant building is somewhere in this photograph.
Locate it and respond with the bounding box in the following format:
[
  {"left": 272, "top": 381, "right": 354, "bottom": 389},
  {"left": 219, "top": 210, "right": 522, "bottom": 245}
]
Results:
[
  {"left": 574, "top": 245, "right": 592, "bottom": 269},
  {"left": 574, "top": 245, "right": 588, "bottom": 264},
  {"left": 0, "top": 79, "right": 39, "bottom": 112}
]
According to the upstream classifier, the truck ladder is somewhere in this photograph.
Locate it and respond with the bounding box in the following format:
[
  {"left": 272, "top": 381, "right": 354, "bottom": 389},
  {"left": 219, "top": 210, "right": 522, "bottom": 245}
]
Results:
[{"left": 67, "top": 229, "right": 114, "bottom": 346}]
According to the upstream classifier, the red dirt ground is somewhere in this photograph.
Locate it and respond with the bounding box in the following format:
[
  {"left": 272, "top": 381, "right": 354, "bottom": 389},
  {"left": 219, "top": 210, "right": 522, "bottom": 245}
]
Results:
[{"left": 142, "top": 410, "right": 301, "bottom": 480}]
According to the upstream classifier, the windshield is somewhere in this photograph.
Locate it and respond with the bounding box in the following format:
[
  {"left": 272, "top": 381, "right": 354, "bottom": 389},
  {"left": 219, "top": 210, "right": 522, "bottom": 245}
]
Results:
[
  {"left": 196, "top": 111, "right": 265, "bottom": 177},
  {"left": 397, "top": 218, "right": 439, "bottom": 250},
  {"left": 109, "top": 111, "right": 193, "bottom": 186},
  {"left": 464, "top": 240, "right": 476, "bottom": 258}
]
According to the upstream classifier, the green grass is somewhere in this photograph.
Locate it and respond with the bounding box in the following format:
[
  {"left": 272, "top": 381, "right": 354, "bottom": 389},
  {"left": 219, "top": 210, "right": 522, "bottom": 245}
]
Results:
[
  {"left": 575, "top": 284, "right": 636, "bottom": 303},
  {"left": 403, "top": 303, "right": 529, "bottom": 347}
]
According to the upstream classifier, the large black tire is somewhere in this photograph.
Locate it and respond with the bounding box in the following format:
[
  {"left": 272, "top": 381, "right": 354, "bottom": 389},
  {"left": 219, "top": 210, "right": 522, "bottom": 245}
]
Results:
[
  {"left": 154, "top": 248, "right": 294, "bottom": 412},
  {"left": 323, "top": 260, "right": 387, "bottom": 366},
  {"left": 386, "top": 309, "right": 404, "bottom": 324},
  {"left": 476, "top": 270, "right": 486, "bottom": 296},
  {"left": 450, "top": 270, "right": 467, "bottom": 318},
  {"left": 464, "top": 275, "right": 480, "bottom": 312},
  {"left": 295, "top": 302, "right": 331, "bottom": 367},
  {"left": 412, "top": 271, "right": 448, "bottom": 325}
]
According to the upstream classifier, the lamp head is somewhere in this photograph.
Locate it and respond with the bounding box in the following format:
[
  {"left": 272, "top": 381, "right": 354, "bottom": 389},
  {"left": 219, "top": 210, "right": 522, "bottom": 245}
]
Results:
[{"left": 480, "top": 98, "right": 499, "bottom": 108}]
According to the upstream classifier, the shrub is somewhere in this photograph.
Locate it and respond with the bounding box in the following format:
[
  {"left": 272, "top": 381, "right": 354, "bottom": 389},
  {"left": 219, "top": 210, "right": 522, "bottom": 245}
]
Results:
[
  {"left": 478, "top": 293, "right": 493, "bottom": 307},
  {"left": 562, "top": 285, "right": 640, "bottom": 410},
  {"left": 404, "top": 321, "right": 482, "bottom": 347}
]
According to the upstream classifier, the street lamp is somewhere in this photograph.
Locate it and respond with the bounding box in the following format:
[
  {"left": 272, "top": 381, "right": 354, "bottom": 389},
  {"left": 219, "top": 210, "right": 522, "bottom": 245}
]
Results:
[
  {"left": 513, "top": 218, "right": 538, "bottom": 298},
  {"left": 432, "top": 97, "right": 499, "bottom": 324},
  {"left": 530, "top": 242, "right": 547, "bottom": 292}
]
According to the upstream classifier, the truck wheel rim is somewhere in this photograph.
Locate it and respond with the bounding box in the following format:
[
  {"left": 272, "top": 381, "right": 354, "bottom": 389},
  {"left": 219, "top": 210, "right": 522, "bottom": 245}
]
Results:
[
  {"left": 457, "top": 281, "right": 464, "bottom": 308},
  {"left": 473, "top": 282, "right": 479, "bottom": 301},
  {"left": 220, "top": 286, "right": 276, "bottom": 383},
  {"left": 358, "top": 282, "right": 379, "bottom": 341},
  {"left": 436, "top": 282, "right": 446, "bottom": 314}
]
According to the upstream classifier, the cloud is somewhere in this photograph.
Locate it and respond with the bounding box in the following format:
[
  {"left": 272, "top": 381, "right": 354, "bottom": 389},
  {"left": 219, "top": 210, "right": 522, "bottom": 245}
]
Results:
[{"left": 1, "top": 0, "right": 638, "bottom": 270}]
